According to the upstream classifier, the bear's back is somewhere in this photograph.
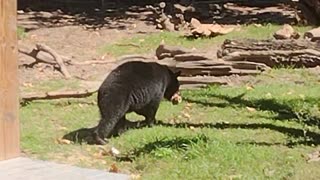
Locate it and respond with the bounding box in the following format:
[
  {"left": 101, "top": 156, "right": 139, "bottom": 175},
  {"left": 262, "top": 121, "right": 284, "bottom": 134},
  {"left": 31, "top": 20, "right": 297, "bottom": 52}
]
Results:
[{"left": 98, "top": 61, "right": 171, "bottom": 98}]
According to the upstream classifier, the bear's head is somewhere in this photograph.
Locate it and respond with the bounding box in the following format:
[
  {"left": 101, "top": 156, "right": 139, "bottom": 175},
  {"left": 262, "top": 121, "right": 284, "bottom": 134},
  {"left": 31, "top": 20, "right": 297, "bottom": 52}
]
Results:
[{"left": 164, "top": 70, "right": 182, "bottom": 105}]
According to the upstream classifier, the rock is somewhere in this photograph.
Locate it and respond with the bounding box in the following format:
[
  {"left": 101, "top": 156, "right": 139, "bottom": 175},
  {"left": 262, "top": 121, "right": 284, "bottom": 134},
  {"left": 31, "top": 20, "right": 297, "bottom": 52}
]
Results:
[
  {"left": 304, "top": 27, "right": 320, "bottom": 41},
  {"left": 273, "top": 24, "right": 300, "bottom": 40}
]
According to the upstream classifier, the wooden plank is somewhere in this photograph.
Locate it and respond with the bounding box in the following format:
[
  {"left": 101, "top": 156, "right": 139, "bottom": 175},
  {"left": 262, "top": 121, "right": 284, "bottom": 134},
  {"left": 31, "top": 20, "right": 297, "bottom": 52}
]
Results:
[
  {"left": 178, "top": 76, "right": 229, "bottom": 85},
  {"left": 0, "top": 0, "right": 20, "bottom": 160}
]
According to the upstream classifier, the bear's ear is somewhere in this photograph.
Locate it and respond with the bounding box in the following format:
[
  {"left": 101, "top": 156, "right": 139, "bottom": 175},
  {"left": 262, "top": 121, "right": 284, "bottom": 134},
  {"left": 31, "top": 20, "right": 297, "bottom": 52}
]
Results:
[{"left": 174, "top": 71, "right": 181, "bottom": 77}]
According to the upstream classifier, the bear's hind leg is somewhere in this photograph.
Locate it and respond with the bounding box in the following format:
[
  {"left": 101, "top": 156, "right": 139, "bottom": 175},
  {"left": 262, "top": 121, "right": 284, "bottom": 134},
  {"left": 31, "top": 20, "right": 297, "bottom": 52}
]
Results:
[{"left": 93, "top": 116, "right": 121, "bottom": 145}]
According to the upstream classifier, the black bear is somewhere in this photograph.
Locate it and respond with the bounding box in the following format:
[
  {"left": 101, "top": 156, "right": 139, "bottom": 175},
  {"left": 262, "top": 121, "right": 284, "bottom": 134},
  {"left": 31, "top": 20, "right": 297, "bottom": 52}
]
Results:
[{"left": 64, "top": 61, "right": 181, "bottom": 145}]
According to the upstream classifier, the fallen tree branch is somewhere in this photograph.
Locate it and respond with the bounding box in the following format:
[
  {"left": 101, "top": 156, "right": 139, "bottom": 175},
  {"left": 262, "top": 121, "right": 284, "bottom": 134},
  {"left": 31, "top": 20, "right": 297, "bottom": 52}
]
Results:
[
  {"left": 19, "top": 43, "right": 113, "bottom": 69},
  {"left": 156, "top": 44, "right": 192, "bottom": 59},
  {"left": 19, "top": 46, "right": 56, "bottom": 66},
  {"left": 180, "top": 84, "right": 208, "bottom": 89},
  {"left": 19, "top": 44, "right": 71, "bottom": 66},
  {"left": 20, "top": 88, "right": 98, "bottom": 104},
  {"left": 36, "top": 43, "right": 71, "bottom": 78},
  {"left": 174, "top": 53, "right": 211, "bottom": 61},
  {"left": 188, "top": 18, "right": 235, "bottom": 38},
  {"left": 67, "top": 60, "right": 112, "bottom": 65},
  {"left": 114, "top": 43, "right": 140, "bottom": 48},
  {"left": 178, "top": 76, "right": 229, "bottom": 85}
]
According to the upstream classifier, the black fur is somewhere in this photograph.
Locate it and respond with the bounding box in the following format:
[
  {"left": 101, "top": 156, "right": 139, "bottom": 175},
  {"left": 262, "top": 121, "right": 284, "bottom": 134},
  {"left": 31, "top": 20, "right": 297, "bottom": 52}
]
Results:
[{"left": 90, "top": 61, "right": 180, "bottom": 144}]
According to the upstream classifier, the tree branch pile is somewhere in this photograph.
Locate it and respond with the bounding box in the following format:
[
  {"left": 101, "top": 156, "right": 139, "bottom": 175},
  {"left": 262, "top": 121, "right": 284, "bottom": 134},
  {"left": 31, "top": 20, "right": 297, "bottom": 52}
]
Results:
[
  {"left": 155, "top": 36, "right": 320, "bottom": 87},
  {"left": 146, "top": 2, "right": 234, "bottom": 38},
  {"left": 155, "top": 43, "right": 270, "bottom": 88},
  {"left": 217, "top": 38, "right": 320, "bottom": 68},
  {"left": 20, "top": 88, "right": 98, "bottom": 104},
  {"left": 146, "top": 2, "right": 176, "bottom": 31}
]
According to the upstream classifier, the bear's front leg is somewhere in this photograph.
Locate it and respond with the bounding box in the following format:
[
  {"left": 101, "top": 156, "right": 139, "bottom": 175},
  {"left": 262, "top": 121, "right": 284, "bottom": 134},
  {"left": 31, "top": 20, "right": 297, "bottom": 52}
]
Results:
[
  {"left": 109, "top": 116, "right": 133, "bottom": 136},
  {"left": 135, "top": 100, "right": 161, "bottom": 127}
]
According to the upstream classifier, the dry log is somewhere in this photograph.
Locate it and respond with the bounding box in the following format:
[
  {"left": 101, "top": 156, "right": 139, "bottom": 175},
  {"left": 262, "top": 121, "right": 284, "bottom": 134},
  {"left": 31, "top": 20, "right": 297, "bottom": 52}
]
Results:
[
  {"left": 173, "top": 3, "right": 195, "bottom": 14},
  {"left": 188, "top": 18, "right": 234, "bottom": 38},
  {"left": 230, "top": 61, "right": 271, "bottom": 71},
  {"left": 155, "top": 43, "right": 268, "bottom": 76},
  {"left": 173, "top": 53, "right": 210, "bottom": 61},
  {"left": 174, "top": 64, "right": 263, "bottom": 76},
  {"left": 219, "top": 39, "right": 320, "bottom": 67},
  {"left": 19, "top": 44, "right": 71, "bottom": 65},
  {"left": 176, "top": 64, "right": 232, "bottom": 71},
  {"left": 178, "top": 76, "right": 229, "bottom": 85},
  {"left": 168, "top": 66, "right": 229, "bottom": 76},
  {"left": 177, "top": 60, "right": 269, "bottom": 71},
  {"left": 224, "top": 49, "right": 320, "bottom": 60},
  {"left": 176, "top": 60, "right": 228, "bottom": 67},
  {"left": 20, "top": 88, "right": 98, "bottom": 103},
  {"left": 179, "top": 68, "right": 262, "bottom": 76},
  {"left": 219, "top": 39, "right": 319, "bottom": 55},
  {"left": 222, "top": 49, "right": 320, "bottom": 67},
  {"left": 229, "top": 69, "right": 262, "bottom": 76},
  {"left": 156, "top": 58, "right": 178, "bottom": 68},
  {"left": 20, "top": 44, "right": 111, "bottom": 66},
  {"left": 19, "top": 46, "right": 55, "bottom": 65},
  {"left": 67, "top": 60, "right": 112, "bottom": 65},
  {"left": 180, "top": 84, "right": 208, "bottom": 89},
  {"left": 156, "top": 44, "right": 191, "bottom": 59},
  {"left": 36, "top": 43, "right": 71, "bottom": 78},
  {"left": 304, "top": 27, "right": 320, "bottom": 41},
  {"left": 115, "top": 43, "right": 140, "bottom": 48}
]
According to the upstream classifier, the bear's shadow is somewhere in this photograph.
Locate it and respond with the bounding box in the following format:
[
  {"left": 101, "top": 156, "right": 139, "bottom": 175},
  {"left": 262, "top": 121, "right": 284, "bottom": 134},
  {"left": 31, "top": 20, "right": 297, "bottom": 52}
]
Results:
[
  {"left": 63, "top": 118, "right": 320, "bottom": 147},
  {"left": 62, "top": 119, "right": 151, "bottom": 145}
]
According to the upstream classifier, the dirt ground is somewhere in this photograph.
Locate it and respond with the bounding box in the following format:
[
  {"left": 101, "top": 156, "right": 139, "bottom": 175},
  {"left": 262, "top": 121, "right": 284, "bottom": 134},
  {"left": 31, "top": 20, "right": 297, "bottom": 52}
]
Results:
[
  {"left": 17, "top": 2, "right": 301, "bottom": 90},
  {"left": 18, "top": 7, "right": 160, "bottom": 86}
]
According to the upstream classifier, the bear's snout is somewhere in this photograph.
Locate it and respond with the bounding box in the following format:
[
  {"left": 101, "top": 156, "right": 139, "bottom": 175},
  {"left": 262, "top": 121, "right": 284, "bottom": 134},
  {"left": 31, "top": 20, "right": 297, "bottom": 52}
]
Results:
[{"left": 171, "top": 92, "right": 182, "bottom": 105}]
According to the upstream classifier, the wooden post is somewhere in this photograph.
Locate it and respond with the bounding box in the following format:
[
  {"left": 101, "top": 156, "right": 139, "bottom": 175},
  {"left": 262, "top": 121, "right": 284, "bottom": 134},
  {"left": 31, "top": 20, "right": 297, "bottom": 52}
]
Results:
[{"left": 0, "top": 0, "right": 20, "bottom": 160}]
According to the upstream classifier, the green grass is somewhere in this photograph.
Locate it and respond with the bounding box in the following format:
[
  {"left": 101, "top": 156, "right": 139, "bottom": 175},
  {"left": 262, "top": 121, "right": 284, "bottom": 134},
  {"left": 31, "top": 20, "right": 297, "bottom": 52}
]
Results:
[
  {"left": 17, "top": 26, "right": 26, "bottom": 39},
  {"left": 21, "top": 79, "right": 82, "bottom": 93},
  {"left": 20, "top": 23, "right": 318, "bottom": 178},
  {"left": 100, "top": 24, "right": 313, "bottom": 57},
  {"left": 20, "top": 68, "right": 320, "bottom": 179}
]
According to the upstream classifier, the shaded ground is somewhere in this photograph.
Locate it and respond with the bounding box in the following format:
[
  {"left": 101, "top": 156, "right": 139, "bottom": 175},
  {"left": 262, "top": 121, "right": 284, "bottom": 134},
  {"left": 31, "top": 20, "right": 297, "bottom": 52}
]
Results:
[
  {"left": 18, "top": 7, "right": 160, "bottom": 86},
  {"left": 17, "top": 1, "right": 303, "bottom": 89}
]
